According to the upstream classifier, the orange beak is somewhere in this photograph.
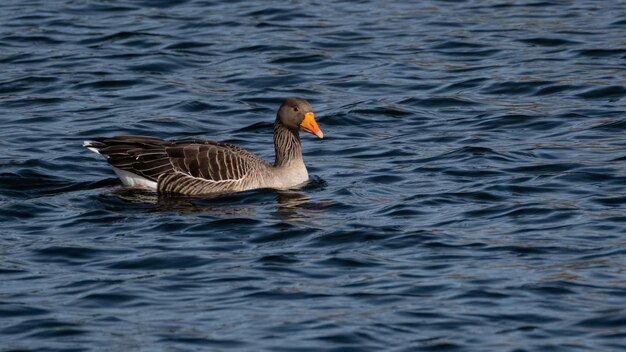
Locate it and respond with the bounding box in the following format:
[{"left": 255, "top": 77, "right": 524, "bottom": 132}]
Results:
[{"left": 300, "top": 112, "right": 324, "bottom": 139}]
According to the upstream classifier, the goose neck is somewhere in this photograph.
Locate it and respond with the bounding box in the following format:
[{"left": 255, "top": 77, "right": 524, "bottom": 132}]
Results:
[{"left": 273, "top": 122, "right": 302, "bottom": 167}]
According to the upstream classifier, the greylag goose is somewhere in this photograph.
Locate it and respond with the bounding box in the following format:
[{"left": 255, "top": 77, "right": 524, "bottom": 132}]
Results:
[{"left": 83, "top": 98, "right": 323, "bottom": 196}]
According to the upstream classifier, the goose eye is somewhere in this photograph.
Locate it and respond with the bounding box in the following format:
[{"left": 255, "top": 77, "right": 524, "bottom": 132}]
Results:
[{"left": 293, "top": 107, "right": 299, "bottom": 112}]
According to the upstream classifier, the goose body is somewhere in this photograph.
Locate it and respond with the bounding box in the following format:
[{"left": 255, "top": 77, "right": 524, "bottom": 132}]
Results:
[{"left": 84, "top": 98, "right": 323, "bottom": 196}]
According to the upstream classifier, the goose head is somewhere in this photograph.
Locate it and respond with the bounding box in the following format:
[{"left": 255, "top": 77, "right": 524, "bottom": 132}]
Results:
[{"left": 277, "top": 98, "right": 324, "bottom": 139}]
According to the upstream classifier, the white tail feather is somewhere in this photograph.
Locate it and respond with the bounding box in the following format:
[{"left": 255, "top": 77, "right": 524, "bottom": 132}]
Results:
[
  {"left": 112, "top": 167, "right": 157, "bottom": 190},
  {"left": 83, "top": 140, "right": 102, "bottom": 154}
]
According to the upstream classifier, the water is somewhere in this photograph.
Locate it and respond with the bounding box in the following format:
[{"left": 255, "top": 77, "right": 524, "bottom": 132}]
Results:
[{"left": 1, "top": 0, "right": 626, "bottom": 350}]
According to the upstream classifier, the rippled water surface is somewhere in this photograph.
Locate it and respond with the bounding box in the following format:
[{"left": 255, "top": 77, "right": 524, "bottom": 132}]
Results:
[{"left": 2, "top": 0, "right": 626, "bottom": 351}]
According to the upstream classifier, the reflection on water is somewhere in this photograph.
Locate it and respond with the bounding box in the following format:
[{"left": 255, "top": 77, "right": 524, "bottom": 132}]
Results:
[
  {"left": 111, "top": 186, "right": 326, "bottom": 222},
  {"left": 274, "top": 190, "right": 330, "bottom": 222}
]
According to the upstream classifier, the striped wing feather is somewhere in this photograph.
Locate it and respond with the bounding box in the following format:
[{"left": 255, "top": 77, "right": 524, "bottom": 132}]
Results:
[
  {"left": 159, "top": 141, "right": 264, "bottom": 195},
  {"left": 90, "top": 136, "right": 266, "bottom": 195},
  {"left": 90, "top": 136, "right": 173, "bottom": 181}
]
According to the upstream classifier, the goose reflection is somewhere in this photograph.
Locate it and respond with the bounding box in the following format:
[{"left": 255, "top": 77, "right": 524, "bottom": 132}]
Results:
[
  {"left": 109, "top": 187, "right": 325, "bottom": 222},
  {"left": 273, "top": 190, "right": 313, "bottom": 221}
]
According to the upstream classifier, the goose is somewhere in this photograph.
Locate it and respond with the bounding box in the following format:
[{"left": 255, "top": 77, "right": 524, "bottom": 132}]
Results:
[{"left": 83, "top": 98, "right": 323, "bottom": 196}]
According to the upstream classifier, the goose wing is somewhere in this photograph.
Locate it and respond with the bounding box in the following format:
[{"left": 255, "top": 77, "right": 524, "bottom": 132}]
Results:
[
  {"left": 158, "top": 140, "right": 266, "bottom": 195},
  {"left": 84, "top": 135, "right": 174, "bottom": 182},
  {"left": 85, "top": 136, "right": 266, "bottom": 195}
]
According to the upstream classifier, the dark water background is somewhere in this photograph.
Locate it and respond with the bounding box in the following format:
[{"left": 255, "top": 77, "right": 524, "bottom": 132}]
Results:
[{"left": 2, "top": 0, "right": 626, "bottom": 351}]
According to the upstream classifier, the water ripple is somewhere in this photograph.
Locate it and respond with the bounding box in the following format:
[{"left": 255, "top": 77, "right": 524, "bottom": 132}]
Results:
[{"left": 2, "top": 0, "right": 626, "bottom": 351}]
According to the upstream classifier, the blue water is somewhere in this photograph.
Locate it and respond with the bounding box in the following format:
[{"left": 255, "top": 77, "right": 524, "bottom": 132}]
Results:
[{"left": 2, "top": 0, "right": 626, "bottom": 351}]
